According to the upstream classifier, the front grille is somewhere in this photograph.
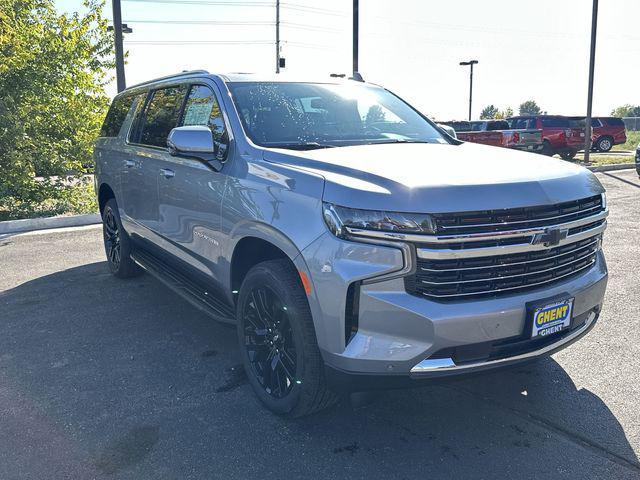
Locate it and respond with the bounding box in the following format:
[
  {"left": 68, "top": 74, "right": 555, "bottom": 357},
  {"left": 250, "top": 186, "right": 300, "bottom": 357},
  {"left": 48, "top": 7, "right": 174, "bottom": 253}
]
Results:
[
  {"left": 432, "top": 194, "right": 603, "bottom": 235},
  {"left": 406, "top": 235, "right": 601, "bottom": 300}
]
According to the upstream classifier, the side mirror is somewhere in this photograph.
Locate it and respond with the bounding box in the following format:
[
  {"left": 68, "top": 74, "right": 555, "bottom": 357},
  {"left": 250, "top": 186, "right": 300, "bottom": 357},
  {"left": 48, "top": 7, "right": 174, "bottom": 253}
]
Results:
[{"left": 167, "top": 126, "right": 228, "bottom": 171}]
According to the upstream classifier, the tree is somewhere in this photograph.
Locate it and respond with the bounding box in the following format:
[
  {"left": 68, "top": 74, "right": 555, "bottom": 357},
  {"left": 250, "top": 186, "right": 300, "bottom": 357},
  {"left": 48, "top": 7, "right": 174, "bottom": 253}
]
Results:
[
  {"left": 503, "top": 106, "right": 514, "bottom": 118},
  {"left": 0, "top": 0, "right": 113, "bottom": 219},
  {"left": 365, "top": 105, "right": 386, "bottom": 124},
  {"left": 480, "top": 105, "right": 499, "bottom": 119},
  {"left": 519, "top": 100, "right": 542, "bottom": 116},
  {"left": 610, "top": 104, "right": 640, "bottom": 118}
]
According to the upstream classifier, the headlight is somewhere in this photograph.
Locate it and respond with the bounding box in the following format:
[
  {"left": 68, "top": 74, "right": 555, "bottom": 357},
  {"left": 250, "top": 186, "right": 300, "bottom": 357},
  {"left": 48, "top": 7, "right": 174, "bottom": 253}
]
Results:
[{"left": 323, "top": 202, "right": 435, "bottom": 239}]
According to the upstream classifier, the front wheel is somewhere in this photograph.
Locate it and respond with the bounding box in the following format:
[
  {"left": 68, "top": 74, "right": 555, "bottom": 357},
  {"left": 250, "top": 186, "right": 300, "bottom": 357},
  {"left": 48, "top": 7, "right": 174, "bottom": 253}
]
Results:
[
  {"left": 541, "top": 140, "right": 554, "bottom": 156},
  {"left": 559, "top": 149, "right": 578, "bottom": 161},
  {"left": 237, "top": 259, "right": 339, "bottom": 417},
  {"left": 102, "top": 199, "right": 142, "bottom": 278},
  {"left": 596, "top": 136, "right": 613, "bottom": 152}
]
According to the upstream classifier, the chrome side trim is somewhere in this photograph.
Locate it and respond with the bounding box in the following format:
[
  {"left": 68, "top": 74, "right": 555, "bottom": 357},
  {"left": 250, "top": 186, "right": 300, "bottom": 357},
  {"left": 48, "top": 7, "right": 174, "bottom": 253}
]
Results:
[
  {"left": 410, "top": 311, "right": 597, "bottom": 375},
  {"left": 346, "top": 208, "right": 607, "bottom": 245},
  {"left": 417, "top": 221, "right": 606, "bottom": 260}
]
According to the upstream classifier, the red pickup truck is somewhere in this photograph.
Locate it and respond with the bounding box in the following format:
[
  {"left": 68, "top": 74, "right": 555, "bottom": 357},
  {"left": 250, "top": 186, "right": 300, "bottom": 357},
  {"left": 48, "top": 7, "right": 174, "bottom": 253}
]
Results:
[
  {"left": 508, "top": 115, "right": 584, "bottom": 160},
  {"left": 439, "top": 120, "right": 543, "bottom": 152},
  {"left": 570, "top": 116, "right": 627, "bottom": 152}
]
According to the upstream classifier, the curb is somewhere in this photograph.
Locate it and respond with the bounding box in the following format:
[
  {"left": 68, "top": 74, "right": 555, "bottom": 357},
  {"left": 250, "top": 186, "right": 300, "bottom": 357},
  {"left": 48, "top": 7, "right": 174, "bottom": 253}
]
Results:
[
  {"left": 0, "top": 213, "right": 101, "bottom": 235},
  {"left": 587, "top": 163, "right": 636, "bottom": 172}
]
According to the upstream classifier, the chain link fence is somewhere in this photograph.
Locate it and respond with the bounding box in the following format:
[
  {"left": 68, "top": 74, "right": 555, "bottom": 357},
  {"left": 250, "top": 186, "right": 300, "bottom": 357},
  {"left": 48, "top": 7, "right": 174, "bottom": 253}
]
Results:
[{"left": 622, "top": 117, "right": 640, "bottom": 131}]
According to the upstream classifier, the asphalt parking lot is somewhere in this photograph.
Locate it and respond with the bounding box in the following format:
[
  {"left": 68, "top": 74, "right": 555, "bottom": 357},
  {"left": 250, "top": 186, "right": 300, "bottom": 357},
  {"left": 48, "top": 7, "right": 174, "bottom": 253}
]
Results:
[{"left": 1, "top": 170, "right": 639, "bottom": 480}]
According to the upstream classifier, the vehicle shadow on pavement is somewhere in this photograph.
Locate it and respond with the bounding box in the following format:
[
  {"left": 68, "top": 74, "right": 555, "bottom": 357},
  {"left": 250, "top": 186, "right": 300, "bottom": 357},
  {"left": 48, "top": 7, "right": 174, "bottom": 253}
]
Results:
[{"left": 0, "top": 261, "right": 638, "bottom": 479}]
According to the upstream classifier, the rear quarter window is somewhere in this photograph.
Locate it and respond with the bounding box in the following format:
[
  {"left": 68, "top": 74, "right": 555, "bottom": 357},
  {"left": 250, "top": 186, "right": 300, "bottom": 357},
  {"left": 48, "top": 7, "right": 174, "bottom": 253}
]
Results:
[
  {"left": 100, "top": 93, "right": 136, "bottom": 137},
  {"left": 604, "top": 117, "right": 625, "bottom": 126},
  {"left": 541, "top": 117, "right": 569, "bottom": 128}
]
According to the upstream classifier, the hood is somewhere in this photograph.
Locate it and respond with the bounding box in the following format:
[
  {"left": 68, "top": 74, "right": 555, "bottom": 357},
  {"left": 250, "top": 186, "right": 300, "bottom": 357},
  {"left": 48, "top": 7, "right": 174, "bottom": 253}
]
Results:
[{"left": 262, "top": 142, "right": 604, "bottom": 213}]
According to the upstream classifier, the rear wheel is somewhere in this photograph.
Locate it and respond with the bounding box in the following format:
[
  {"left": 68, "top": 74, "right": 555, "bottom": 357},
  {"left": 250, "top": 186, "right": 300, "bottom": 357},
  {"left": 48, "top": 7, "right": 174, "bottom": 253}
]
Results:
[
  {"left": 237, "top": 259, "right": 339, "bottom": 417},
  {"left": 541, "top": 140, "right": 554, "bottom": 156},
  {"left": 102, "top": 199, "right": 142, "bottom": 278},
  {"left": 559, "top": 149, "right": 578, "bottom": 160},
  {"left": 596, "top": 136, "right": 613, "bottom": 152}
]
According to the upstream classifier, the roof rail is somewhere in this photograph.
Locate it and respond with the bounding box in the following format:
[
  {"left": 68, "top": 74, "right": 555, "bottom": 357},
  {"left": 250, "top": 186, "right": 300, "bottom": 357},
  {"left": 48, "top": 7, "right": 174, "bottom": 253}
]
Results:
[{"left": 126, "top": 70, "right": 210, "bottom": 90}]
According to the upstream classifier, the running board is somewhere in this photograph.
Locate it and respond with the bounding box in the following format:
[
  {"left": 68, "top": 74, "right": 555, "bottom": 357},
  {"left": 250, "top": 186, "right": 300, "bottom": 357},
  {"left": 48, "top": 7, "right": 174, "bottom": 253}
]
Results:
[{"left": 131, "top": 249, "right": 235, "bottom": 323}]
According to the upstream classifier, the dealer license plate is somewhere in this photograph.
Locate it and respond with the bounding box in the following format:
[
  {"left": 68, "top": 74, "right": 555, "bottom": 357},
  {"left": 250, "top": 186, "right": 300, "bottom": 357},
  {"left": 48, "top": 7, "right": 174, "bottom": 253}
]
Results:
[{"left": 531, "top": 298, "right": 574, "bottom": 338}]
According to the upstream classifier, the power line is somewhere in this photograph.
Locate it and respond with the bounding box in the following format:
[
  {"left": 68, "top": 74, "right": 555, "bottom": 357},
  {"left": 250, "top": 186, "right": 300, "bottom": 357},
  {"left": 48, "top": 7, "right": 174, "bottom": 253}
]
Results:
[
  {"left": 126, "top": 40, "right": 274, "bottom": 45},
  {"left": 122, "top": 18, "right": 341, "bottom": 32},
  {"left": 281, "top": 2, "right": 347, "bottom": 16},
  {"left": 124, "top": 19, "right": 275, "bottom": 25},
  {"left": 122, "top": 0, "right": 275, "bottom": 5}
]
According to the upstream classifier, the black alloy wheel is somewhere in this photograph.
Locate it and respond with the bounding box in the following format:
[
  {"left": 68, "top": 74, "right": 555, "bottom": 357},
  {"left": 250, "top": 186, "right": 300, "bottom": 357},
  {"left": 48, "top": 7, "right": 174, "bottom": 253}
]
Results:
[
  {"left": 103, "top": 206, "right": 121, "bottom": 270},
  {"left": 243, "top": 285, "right": 297, "bottom": 398},
  {"left": 102, "top": 198, "right": 142, "bottom": 278},
  {"left": 237, "top": 259, "right": 338, "bottom": 417}
]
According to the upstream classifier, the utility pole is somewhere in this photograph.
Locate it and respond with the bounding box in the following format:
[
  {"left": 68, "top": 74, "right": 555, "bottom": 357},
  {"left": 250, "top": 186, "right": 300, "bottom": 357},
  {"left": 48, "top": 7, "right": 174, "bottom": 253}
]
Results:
[
  {"left": 459, "top": 60, "right": 478, "bottom": 121},
  {"left": 275, "top": 0, "right": 281, "bottom": 73},
  {"left": 111, "top": 0, "right": 126, "bottom": 92},
  {"left": 584, "top": 0, "right": 599, "bottom": 163},
  {"left": 352, "top": 0, "right": 359, "bottom": 76}
]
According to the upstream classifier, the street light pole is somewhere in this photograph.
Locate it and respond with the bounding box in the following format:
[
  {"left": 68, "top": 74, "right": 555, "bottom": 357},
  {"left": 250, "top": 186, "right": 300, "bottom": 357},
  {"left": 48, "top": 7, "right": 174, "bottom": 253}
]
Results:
[
  {"left": 584, "top": 0, "right": 599, "bottom": 163},
  {"left": 275, "top": 0, "right": 280, "bottom": 73},
  {"left": 111, "top": 0, "right": 126, "bottom": 92},
  {"left": 352, "top": 0, "right": 359, "bottom": 76},
  {"left": 459, "top": 60, "right": 478, "bottom": 121}
]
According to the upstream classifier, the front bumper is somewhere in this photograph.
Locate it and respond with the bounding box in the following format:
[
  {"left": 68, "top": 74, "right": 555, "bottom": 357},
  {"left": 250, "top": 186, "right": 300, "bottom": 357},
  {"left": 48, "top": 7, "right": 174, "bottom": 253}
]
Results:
[{"left": 301, "top": 232, "right": 608, "bottom": 384}]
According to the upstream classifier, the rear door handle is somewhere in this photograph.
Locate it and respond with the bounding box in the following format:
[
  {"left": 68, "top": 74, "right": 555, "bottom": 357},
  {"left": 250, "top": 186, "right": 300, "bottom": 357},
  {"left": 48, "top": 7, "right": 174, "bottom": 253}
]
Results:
[
  {"left": 160, "top": 168, "right": 175, "bottom": 179},
  {"left": 124, "top": 159, "right": 136, "bottom": 168}
]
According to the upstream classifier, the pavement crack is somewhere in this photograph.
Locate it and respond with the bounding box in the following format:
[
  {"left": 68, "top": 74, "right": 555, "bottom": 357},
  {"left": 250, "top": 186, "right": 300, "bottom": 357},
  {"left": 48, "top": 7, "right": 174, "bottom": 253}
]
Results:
[{"left": 445, "top": 384, "right": 640, "bottom": 474}]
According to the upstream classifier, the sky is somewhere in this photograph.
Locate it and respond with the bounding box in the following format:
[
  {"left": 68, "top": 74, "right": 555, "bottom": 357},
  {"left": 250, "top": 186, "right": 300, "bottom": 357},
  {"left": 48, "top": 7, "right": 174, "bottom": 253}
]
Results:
[{"left": 55, "top": 0, "right": 640, "bottom": 120}]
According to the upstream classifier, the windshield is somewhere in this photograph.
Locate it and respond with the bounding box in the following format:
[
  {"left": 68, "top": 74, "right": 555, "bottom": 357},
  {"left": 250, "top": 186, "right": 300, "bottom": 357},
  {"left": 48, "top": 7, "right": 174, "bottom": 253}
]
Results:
[{"left": 227, "top": 82, "right": 447, "bottom": 148}]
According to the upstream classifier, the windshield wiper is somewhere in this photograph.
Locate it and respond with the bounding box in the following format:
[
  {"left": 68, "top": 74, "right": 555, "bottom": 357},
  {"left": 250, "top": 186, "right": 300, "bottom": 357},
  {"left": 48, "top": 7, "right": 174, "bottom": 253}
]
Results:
[
  {"left": 365, "top": 139, "right": 437, "bottom": 145},
  {"left": 265, "top": 142, "right": 336, "bottom": 150}
]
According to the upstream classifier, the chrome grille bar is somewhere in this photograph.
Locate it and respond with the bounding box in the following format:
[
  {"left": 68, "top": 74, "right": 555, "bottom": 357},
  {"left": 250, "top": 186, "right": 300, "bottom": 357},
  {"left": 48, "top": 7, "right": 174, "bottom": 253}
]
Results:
[
  {"left": 418, "top": 238, "right": 600, "bottom": 272},
  {"left": 436, "top": 204, "right": 603, "bottom": 231},
  {"left": 416, "top": 259, "right": 596, "bottom": 299},
  {"left": 419, "top": 248, "right": 597, "bottom": 285}
]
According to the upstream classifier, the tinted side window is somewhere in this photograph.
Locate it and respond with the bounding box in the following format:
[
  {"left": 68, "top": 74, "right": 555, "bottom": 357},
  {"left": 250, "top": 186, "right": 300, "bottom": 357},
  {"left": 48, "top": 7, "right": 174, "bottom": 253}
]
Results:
[
  {"left": 541, "top": 117, "right": 569, "bottom": 128},
  {"left": 605, "top": 117, "right": 624, "bottom": 126},
  {"left": 180, "top": 85, "right": 226, "bottom": 142},
  {"left": 487, "top": 121, "right": 509, "bottom": 130},
  {"left": 139, "top": 86, "right": 188, "bottom": 147},
  {"left": 100, "top": 93, "right": 135, "bottom": 137}
]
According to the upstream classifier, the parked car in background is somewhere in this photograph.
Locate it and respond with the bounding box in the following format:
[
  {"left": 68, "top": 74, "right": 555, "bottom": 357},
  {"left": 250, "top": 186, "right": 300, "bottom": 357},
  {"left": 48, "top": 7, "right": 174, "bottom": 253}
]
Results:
[
  {"left": 439, "top": 119, "right": 543, "bottom": 152},
  {"left": 508, "top": 115, "right": 584, "bottom": 160},
  {"left": 95, "top": 71, "right": 608, "bottom": 417},
  {"left": 570, "top": 116, "right": 627, "bottom": 152}
]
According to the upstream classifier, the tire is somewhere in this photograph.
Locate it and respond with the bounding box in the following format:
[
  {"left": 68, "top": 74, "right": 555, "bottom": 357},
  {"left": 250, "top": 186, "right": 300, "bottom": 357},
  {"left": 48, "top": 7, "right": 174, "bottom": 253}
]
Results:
[
  {"left": 102, "top": 198, "right": 142, "bottom": 278},
  {"left": 541, "top": 140, "right": 554, "bottom": 156},
  {"left": 559, "top": 149, "right": 577, "bottom": 161},
  {"left": 595, "top": 136, "right": 613, "bottom": 152},
  {"left": 237, "top": 259, "right": 339, "bottom": 417}
]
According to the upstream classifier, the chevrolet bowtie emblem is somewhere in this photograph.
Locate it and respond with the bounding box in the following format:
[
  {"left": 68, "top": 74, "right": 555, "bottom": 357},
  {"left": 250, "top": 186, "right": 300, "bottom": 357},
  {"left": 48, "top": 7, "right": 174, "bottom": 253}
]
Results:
[{"left": 531, "top": 227, "right": 569, "bottom": 247}]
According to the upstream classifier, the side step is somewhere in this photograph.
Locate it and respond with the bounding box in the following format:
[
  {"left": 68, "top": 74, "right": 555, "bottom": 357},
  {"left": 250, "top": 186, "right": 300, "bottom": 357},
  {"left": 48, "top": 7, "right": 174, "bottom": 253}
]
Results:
[{"left": 131, "top": 248, "right": 236, "bottom": 324}]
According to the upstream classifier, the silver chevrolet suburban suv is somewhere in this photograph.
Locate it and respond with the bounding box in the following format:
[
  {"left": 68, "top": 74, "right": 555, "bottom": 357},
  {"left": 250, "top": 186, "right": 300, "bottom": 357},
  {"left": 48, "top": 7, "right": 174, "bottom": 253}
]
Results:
[{"left": 94, "top": 70, "right": 608, "bottom": 417}]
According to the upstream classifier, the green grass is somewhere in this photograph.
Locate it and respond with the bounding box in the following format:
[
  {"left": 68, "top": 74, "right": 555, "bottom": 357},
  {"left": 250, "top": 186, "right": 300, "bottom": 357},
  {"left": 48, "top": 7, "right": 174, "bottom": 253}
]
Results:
[
  {"left": 574, "top": 153, "right": 634, "bottom": 167},
  {"left": 612, "top": 130, "right": 640, "bottom": 151}
]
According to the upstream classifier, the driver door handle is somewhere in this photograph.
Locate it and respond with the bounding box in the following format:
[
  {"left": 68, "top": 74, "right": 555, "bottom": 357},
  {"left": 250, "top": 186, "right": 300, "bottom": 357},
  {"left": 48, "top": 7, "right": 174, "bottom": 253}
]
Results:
[{"left": 160, "top": 168, "right": 175, "bottom": 179}]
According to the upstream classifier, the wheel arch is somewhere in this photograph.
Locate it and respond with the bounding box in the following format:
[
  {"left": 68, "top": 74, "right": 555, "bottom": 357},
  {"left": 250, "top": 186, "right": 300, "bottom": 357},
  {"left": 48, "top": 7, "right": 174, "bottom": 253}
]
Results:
[
  {"left": 226, "top": 225, "right": 325, "bottom": 341},
  {"left": 98, "top": 183, "right": 116, "bottom": 215}
]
